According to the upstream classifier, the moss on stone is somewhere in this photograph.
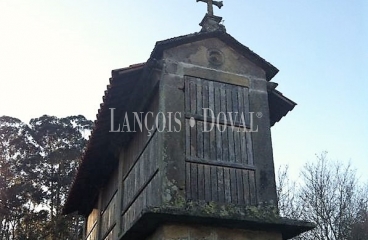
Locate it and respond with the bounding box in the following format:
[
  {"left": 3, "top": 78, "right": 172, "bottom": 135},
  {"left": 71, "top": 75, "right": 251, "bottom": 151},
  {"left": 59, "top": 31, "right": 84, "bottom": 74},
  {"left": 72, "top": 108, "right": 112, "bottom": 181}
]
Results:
[{"left": 148, "top": 199, "right": 280, "bottom": 224}]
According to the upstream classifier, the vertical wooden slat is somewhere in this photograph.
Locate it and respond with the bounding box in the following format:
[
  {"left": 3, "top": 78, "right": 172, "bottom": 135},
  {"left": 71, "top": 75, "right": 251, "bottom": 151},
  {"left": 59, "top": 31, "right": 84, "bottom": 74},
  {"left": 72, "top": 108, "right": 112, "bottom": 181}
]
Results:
[
  {"left": 184, "top": 77, "right": 257, "bottom": 206},
  {"left": 122, "top": 181, "right": 126, "bottom": 210},
  {"left": 215, "top": 123, "right": 222, "bottom": 161},
  {"left": 190, "top": 118, "right": 197, "bottom": 158},
  {"left": 149, "top": 99, "right": 156, "bottom": 133},
  {"left": 147, "top": 138, "right": 152, "bottom": 178},
  {"left": 208, "top": 81, "right": 216, "bottom": 160},
  {"left": 190, "top": 79, "right": 197, "bottom": 115},
  {"left": 186, "top": 162, "right": 191, "bottom": 200},
  {"left": 234, "top": 127, "right": 241, "bottom": 164},
  {"left": 249, "top": 170, "right": 257, "bottom": 205},
  {"left": 152, "top": 137, "right": 161, "bottom": 206},
  {"left": 236, "top": 169, "right": 244, "bottom": 205},
  {"left": 131, "top": 136, "right": 137, "bottom": 167},
  {"left": 153, "top": 174, "right": 160, "bottom": 207},
  {"left": 122, "top": 215, "right": 126, "bottom": 234},
  {"left": 137, "top": 128, "right": 142, "bottom": 163},
  {"left": 243, "top": 170, "right": 250, "bottom": 205},
  {"left": 214, "top": 82, "right": 221, "bottom": 119},
  {"left": 142, "top": 178, "right": 147, "bottom": 210},
  {"left": 128, "top": 208, "right": 132, "bottom": 230},
  {"left": 155, "top": 134, "right": 159, "bottom": 168},
  {"left": 225, "top": 84, "right": 231, "bottom": 162},
  {"left": 134, "top": 161, "right": 138, "bottom": 203},
  {"left": 197, "top": 164, "right": 205, "bottom": 200},
  {"left": 132, "top": 166, "right": 136, "bottom": 204},
  {"left": 213, "top": 82, "right": 222, "bottom": 161},
  {"left": 233, "top": 86, "right": 240, "bottom": 117},
  {"left": 191, "top": 163, "right": 198, "bottom": 200},
  {"left": 138, "top": 194, "right": 142, "bottom": 222},
  {"left": 203, "top": 122, "right": 210, "bottom": 160},
  {"left": 185, "top": 77, "right": 190, "bottom": 113},
  {"left": 137, "top": 153, "right": 143, "bottom": 193},
  {"left": 123, "top": 174, "right": 130, "bottom": 210},
  {"left": 132, "top": 205, "right": 136, "bottom": 228},
  {"left": 246, "top": 132, "right": 254, "bottom": 165},
  {"left": 220, "top": 83, "right": 226, "bottom": 122},
  {"left": 240, "top": 130, "right": 247, "bottom": 165},
  {"left": 237, "top": 85, "right": 243, "bottom": 114},
  {"left": 204, "top": 165, "right": 211, "bottom": 202},
  {"left": 196, "top": 78, "right": 202, "bottom": 115},
  {"left": 220, "top": 83, "right": 227, "bottom": 163},
  {"left": 139, "top": 152, "right": 144, "bottom": 198},
  {"left": 197, "top": 121, "right": 204, "bottom": 159},
  {"left": 130, "top": 207, "right": 133, "bottom": 229},
  {"left": 141, "top": 120, "right": 146, "bottom": 146},
  {"left": 126, "top": 170, "right": 130, "bottom": 209},
  {"left": 146, "top": 178, "right": 152, "bottom": 207},
  {"left": 209, "top": 122, "right": 216, "bottom": 160},
  {"left": 124, "top": 212, "right": 128, "bottom": 233},
  {"left": 208, "top": 81, "right": 215, "bottom": 118},
  {"left": 243, "top": 88, "right": 250, "bottom": 125},
  {"left": 126, "top": 209, "right": 130, "bottom": 232},
  {"left": 224, "top": 167, "right": 231, "bottom": 203},
  {"left": 230, "top": 168, "right": 237, "bottom": 204},
  {"left": 228, "top": 125, "right": 235, "bottom": 163},
  {"left": 143, "top": 145, "right": 149, "bottom": 208},
  {"left": 217, "top": 167, "right": 225, "bottom": 203},
  {"left": 226, "top": 85, "right": 232, "bottom": 120},
  {"left": 153, "top": 134, "right": 158, "bottom": 170},
  {"left": 222, "top": 125, "right": 229, "bottom": 162},
  {"left": 149, "top": 177, "right": 155, "bottom": 207},
  {"left": 203, "top": 79, "right": 209, "bottom": 112},
  {"left": 144, "top": 137, "right": 152, "bottom": 178},
  {"left": 185, "top": 119, "right": 190, "bottom": 157},
  {"left": 210, "top": 165, "right": 218, "bottom": 202},
  {"left": 147, "top": 139, "right": 154, "bottom": 207},
  {"left": 202, "top": 80, "right": 210, "bottom": 183}
]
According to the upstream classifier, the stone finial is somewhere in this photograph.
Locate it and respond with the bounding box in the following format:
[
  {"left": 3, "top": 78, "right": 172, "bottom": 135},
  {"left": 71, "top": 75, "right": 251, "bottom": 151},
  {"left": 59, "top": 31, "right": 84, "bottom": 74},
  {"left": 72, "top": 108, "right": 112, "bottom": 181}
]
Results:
[
  {"left": 196, "top": 0, "right": 223, "bottom": 16},
  {"left": 199, "top": 14, "right": 226, "bottom": 32},
  {"left": 196, "top": 0, "right": 225, "bottom": 32}
]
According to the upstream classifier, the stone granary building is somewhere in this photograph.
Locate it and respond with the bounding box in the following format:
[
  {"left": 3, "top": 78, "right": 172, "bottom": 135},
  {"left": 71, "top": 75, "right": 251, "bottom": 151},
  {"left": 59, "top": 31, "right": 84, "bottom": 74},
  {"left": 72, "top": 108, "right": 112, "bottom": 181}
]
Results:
[{"left": 63, "top": 2, "right": 314, "bottom": 240}]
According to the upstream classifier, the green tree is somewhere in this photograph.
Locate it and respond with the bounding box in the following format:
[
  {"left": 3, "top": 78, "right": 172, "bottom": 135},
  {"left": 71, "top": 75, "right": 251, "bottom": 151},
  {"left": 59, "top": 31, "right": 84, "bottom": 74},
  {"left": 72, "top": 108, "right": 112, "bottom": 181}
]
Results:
[
  {"left": 0, "top": 115, "right": 92, "bottom": 240},
  {"left": 0, "top": 116, "right": 43, "bottom": 240},
  {"left": 29, "top": 115, "right": 92, "bottom": 239}
]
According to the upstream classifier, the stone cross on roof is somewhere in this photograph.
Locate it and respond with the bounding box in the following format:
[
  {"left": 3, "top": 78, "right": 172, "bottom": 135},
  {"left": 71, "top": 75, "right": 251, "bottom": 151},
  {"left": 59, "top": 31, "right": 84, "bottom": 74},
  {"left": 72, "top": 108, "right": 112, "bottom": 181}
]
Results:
[{"left": 196, "top": 0, "right": 223, "bottom": 16}]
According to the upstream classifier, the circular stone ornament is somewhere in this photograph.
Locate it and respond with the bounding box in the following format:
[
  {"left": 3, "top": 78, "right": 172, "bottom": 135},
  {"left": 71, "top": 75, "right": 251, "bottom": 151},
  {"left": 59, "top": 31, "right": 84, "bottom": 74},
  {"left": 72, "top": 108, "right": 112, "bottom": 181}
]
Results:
[{"left": 207, "top": 49, "right": 225, "bottom": 66}]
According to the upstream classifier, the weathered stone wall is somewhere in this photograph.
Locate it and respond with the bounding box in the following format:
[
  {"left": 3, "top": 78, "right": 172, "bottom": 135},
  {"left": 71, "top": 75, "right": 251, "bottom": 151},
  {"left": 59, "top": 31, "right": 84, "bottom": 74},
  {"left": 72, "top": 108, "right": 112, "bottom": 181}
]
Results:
[
  {"left": 160, "top": 37, "right": 278, "bottom": 209},
  {"left": 146, "top": 224, "right": 282, "bottom": 240}
]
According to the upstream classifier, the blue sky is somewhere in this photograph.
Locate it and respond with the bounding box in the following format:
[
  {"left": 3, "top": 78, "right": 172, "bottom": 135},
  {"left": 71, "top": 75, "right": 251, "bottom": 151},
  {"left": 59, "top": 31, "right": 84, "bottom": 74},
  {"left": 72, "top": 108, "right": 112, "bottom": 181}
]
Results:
[{"left": 0, "top": 1, "right": 367, "bottom": 181}]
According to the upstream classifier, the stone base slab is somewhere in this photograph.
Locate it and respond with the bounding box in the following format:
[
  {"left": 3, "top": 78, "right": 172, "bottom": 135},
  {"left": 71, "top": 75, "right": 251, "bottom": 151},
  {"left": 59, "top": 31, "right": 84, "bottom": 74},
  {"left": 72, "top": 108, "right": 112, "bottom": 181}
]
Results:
[{"left": 147, "top": 224, "right": 282, "bottom": 240}]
